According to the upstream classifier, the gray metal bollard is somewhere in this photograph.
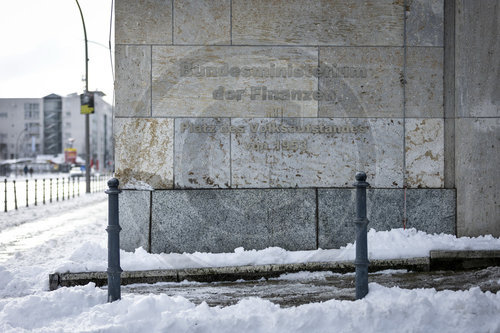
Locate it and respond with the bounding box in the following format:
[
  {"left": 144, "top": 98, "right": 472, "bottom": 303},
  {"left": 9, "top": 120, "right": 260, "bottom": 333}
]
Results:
[
  {"left": 354, "top": 171, "right": 370, "bottom": 299},
  {"left": 4, "top": 179, "right": 7, "bottom": 212},
  {"left": 25, "top": 179, "right": 29, "bottom": 207},
  {"left": 105, "top": 178, "right": 122, "bottom": 302},
  {"left": 13, "top": 180, "right": 17, "bottom": 210}
]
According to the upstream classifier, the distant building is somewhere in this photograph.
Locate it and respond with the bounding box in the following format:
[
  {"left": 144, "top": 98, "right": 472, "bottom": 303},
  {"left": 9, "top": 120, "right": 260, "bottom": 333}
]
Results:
[
  {"left": 0, "top": 93, "right": 113, "bottom": 171},
  {"left": 43, "top": 94, "right": 62, "bottom": 155},
  {"left": 0, "top": 97, "right": 43, "bottom": 160}
]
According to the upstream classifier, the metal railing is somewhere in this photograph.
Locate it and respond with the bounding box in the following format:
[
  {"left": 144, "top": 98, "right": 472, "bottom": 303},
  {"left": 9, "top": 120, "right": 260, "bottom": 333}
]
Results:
[{"left": 2, "top": 174, "right": 110, "bottom": 212}]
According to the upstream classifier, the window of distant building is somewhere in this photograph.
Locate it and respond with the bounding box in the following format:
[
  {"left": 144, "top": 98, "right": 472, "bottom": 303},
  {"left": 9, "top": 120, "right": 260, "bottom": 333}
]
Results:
[
  {"left": 24, "top": 122, "right": 40, "bottom": 137},
  {"left": 0, "top": 112, "right": 7, "bottom": 118},
  {"left": 24, "top": 103, "right": 40, "bottom": 120}
]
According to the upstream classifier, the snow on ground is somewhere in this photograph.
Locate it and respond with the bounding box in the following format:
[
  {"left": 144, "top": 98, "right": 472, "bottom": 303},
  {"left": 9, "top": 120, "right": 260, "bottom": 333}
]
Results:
[
  {"left": 1, "top": 282, "right": 499, "bottom": 332},
  {"left": 55, "top": 228, "right": 500, "bottom": 274},
  {"left": 1, "top": 192, "right": 107, "bottom": 230},
  {"left": 0, "top": 195, "right": 500, "bottom": 332}
]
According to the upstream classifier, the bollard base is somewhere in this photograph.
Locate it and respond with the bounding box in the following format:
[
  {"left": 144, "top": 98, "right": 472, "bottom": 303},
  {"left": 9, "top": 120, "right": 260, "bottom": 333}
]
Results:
[{"left": 107, "top": 271, "right": 122, "bottom": 302}]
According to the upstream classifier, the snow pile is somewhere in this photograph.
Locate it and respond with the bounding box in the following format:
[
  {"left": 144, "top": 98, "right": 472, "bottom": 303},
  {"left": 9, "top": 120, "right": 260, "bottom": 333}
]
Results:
[
  {"left": 366, "top": 228, "right": 500, "bottom": 258},
  {"left": 54, "top": 228, "right": 500, "bottom": 274},
  {"left": 0, "top": 283, "right": 499, "bottom": 332}
]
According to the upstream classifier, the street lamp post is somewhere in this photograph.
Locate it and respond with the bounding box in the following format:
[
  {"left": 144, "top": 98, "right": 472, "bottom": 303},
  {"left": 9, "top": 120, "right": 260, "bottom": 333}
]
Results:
[
  {"left": 75, "top": 0, "right": 91, "bottom": 193},
  {"left": 15, "top": 128, "right": 27, "bottom": 161}
]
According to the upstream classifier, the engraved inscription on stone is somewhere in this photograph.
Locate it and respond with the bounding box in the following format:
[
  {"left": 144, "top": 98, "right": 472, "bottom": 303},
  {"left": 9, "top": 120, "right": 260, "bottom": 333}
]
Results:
[
  {"left": 230, "top": 118, "right": 403, "bottom": 188},
  {"left": 174, "top": 118, "right": 231, "bottom": 189},
  {"left": 173, "top": 117, "right": 404, "bottom": 189},
  {"left": 152, "top": 46, "right": 319, "bottom": 118}
]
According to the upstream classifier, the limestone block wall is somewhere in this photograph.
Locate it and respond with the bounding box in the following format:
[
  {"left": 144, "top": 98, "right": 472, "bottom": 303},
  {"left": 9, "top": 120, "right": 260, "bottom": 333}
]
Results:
[
  {"left": 113, "top": 0, "right": 498, "bottom": 253},
  {"left": 454, "top": 0, "right": 499, "bottom": 237}
]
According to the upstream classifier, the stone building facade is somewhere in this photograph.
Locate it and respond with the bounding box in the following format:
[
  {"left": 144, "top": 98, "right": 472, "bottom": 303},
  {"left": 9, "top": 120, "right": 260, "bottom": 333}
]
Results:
[{"left": 114, "top": 0, "right": 499, "bottom": 253}]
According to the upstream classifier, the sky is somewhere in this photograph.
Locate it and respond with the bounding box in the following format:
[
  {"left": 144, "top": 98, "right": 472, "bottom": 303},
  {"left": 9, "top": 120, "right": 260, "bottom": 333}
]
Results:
[{"left": 0, "top": 0, "right": 114, "bottom": 103}]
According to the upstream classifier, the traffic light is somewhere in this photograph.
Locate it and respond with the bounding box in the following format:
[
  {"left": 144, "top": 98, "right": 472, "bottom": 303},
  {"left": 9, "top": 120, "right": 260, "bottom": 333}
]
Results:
[{"left": 80, "top": 92, "right": 95, "bottom": 114}]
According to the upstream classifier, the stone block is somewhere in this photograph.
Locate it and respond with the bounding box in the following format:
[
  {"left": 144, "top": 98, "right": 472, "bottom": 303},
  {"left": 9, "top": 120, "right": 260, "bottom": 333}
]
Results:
[
  {"left": 174, "top": 118, "right": 231, "bottom": 188},
  {"left": 318, "top": 189, "right": 404, "bottom": 249},
  {"left": 119, "top": 190, "right": 151, "bottom": 252},
  {"left": 406, "top": 189, "right": 455, "bottom": 234},
  {"left": 115, "top": 45, "right": 151, "bottom": 117},
  {"left": 319, "top": 47, "right": 404, "bottom": 118},
  {"left": 231, "top": 118, "right": 404, "bottom": 188},
  {"left": 318, "top": 188, "right": 456, "bottom": 248},
  {"left": 115, "top": 0, "right": 172, "bottom": 44},
  {"left": 455, "top": 0, "right": 500, "bottom": 117},
  {"left": 456, "top": 118, "right": 500, "bottom": 237},
  {"left": 232, "top": 0, "right": 404, "bottom": 46},
  {"left": 407, "top": 0, "right": 444, "bottom": 46},
  {"left": 405, "top": 118, "right": 444, "bottom": 188},
  {"left": 174, "top": 0, "right": 230, "bottom": 45},
  {"left": 152, "top": 46, "right": 318, "bottom": 117},
  {"left": 406, "top": 47, "right": 444, "bottom": 118},
  {"left": 114, "top": 118, "right": 174, "bottom": 189},
  {"left": 151, "top": 189, "right": 316, "bottom": 253}
]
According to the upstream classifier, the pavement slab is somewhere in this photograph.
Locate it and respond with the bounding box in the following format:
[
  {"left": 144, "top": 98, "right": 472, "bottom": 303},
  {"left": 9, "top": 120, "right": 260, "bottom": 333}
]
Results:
[{"left": 121, "top": 267, "right": 500, "bottom": 307}]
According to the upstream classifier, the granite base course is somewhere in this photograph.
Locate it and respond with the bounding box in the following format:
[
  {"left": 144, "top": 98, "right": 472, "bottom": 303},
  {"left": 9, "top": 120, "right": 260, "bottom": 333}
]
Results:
[{"left": 119, "top": 188, "right": 456, "bottom": 253}]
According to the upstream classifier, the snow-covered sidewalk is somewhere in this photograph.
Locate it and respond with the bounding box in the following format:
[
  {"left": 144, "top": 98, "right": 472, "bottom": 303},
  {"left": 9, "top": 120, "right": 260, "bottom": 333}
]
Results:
[
  {"left": 57, "top": 228, "right": 500, "bottom": 274},
  {"left": 0, "top": 195, "right": 499, "bottom": 332}
]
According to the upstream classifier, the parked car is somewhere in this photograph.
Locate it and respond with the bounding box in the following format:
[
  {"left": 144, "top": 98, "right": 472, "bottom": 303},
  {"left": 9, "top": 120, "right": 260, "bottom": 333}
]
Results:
[{"left": 69, "top": 166, "right": 84, "bottom": 177}]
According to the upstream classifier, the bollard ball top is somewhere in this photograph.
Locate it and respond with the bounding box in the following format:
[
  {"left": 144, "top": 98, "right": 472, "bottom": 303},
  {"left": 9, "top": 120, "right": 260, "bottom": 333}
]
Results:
[
  {"left": 107, "top": 178, "right": 119, "bottom": 188},
  {"left": 355, "top": 172, "right": 367, "bottom": 182}
]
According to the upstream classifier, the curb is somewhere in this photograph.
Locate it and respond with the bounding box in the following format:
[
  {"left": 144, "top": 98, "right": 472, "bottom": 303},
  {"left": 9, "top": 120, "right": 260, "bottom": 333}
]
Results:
[
  {"left": 50, "top": 257, "right": 429, "bottom": 291},
  {"left": 430, "top": 250, "right": 500, "bottom": 270},
  {"left": 49, "top": 250, "right": 500, "bottom": 291}
]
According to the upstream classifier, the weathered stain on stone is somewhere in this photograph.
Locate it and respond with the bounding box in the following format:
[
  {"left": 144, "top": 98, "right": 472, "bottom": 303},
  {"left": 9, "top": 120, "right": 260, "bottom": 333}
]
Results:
[
  {"left": 424, "top": 150, "right": 440, "bottom": 161},
  {"left": 115, "top": 118, "right": 174, "bottom": 189},
  {"left": 405, "top": 118, "right": 444, "bottom": 188}
]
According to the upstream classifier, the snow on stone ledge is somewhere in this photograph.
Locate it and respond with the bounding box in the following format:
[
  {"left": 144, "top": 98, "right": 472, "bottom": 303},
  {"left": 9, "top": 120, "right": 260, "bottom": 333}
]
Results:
[{"left": 54, "top": 228, "right": 500, "bottom": 273}]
